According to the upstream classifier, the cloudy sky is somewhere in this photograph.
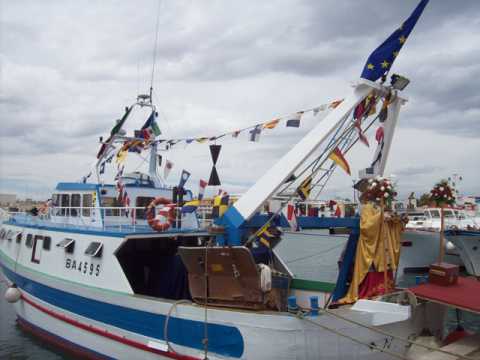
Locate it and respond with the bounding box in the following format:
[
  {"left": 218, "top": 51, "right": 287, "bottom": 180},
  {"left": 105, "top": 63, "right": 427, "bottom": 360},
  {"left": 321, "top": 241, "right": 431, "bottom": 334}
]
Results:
[{"left": 1, "top": 0, "right": 479, "bottom": 201}]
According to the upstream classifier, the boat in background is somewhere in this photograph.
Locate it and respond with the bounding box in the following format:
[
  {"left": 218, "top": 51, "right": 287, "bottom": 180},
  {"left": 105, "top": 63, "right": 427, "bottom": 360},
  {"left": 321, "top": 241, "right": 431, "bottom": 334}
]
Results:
[{"left": 445, "top": 230, "right": 480, "bottom": 277}]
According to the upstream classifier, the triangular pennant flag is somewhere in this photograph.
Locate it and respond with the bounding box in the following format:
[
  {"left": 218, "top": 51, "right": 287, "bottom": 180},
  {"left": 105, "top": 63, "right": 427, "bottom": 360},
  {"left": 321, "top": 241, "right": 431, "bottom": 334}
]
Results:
[
  {"left": 164, "top": 160, "right": 174, "bottom": 179},
  {"left": 208, "top": 166, "right": 221, "bottom": 186},
  {"left": 179, "top": 169, "right": 191, "bottom": 188},
  {"left": 296, "top": 174, "right": 313, "bottom": 201},
  {"left": 232, "top": 130, "right": 241, "bottom": 138},
  {"left": 208, "top": 144, "right": 222, "bottom": 186},
  {"left": 328, "top": 147, "right": 351, "bottom": 175},
  {"left": 209, "top": 144, "right": 221, "bottom": 165}
]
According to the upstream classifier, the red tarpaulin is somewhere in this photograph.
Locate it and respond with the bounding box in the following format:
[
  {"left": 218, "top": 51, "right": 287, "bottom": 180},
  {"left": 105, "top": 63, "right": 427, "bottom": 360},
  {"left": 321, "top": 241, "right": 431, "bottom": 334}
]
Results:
[{"left": 410, "top": 277, "right": 480, "bottom": 314}]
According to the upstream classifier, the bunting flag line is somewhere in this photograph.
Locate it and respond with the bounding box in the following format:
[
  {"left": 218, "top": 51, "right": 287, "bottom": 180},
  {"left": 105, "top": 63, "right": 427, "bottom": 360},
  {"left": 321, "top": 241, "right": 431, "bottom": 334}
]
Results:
[
  {"left": 328, "top": 147, "right": 351, "bottom": 175},
  {"left": 151, "top": 98, "right": 342, "bottom": 149},
  {"left": 360, "top": 0, "right": 429, "bottom": 81},
  {"left": 198, "top": 179, "right": 207, "bottom": 200},
  {"left": 286, "top": 112, "right": 303, "bottom": 128},
  {"left": 296, "top": 174, "right": 313, "bottom": 201},
  {"left": 178, "top": 169, "right": 191, "bottom": 188},
  {"left": 208, "top": 145, "right": 222, "bottom": 186},
  {"left": 164, "top": 160, "right": 174, "bottom": 179}
]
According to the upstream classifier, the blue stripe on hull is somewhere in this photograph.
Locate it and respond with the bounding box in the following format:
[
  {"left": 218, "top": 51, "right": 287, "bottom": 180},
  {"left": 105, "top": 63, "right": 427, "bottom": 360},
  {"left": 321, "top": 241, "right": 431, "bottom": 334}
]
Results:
[{"left": 0, "top": 264, "right": 244, "bottom": 358}]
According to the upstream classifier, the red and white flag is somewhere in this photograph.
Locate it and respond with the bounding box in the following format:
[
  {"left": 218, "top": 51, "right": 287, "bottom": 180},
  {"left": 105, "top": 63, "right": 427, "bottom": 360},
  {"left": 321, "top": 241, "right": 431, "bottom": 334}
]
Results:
[
  {"left": 198, "top": 179, "right": 207, "bottom": 200},
  {"left": 286, "top": 203, "right": 299, "bottom": 231}
]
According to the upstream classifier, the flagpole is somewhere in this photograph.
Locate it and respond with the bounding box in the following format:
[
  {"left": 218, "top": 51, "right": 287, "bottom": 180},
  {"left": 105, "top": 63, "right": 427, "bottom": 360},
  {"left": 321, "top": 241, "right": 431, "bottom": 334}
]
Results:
[
  {"left": 379, "top": 198, "right": 388, "bottom": 294},
  {"left": 438, "top": 205, "right": 445, "bottom": 263}
]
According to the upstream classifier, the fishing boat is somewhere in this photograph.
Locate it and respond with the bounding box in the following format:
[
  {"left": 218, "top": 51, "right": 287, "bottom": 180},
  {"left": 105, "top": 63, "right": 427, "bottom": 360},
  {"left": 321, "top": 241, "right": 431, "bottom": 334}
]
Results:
[{"left": 3, "top": 1, "right": 479, "bottom": 359}]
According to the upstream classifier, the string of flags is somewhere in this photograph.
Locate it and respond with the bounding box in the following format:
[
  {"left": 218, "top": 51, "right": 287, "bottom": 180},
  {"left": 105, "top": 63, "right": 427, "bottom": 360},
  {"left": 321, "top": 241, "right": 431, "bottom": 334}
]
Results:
[{"left": 153, "top": 98, "right": 344, "bottom": 149}]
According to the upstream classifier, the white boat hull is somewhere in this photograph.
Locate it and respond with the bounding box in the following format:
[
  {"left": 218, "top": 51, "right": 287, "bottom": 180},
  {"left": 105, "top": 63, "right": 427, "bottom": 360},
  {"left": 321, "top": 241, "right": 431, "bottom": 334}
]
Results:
[{"left": 445, "top": 230, "right": 480, "bottom": 277}]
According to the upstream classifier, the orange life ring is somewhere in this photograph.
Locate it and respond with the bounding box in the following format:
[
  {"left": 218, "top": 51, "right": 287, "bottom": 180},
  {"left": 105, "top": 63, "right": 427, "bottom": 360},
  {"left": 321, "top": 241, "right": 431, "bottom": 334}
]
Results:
[{"left": 146, "top": 197, "right": 175, "bottom": 232}]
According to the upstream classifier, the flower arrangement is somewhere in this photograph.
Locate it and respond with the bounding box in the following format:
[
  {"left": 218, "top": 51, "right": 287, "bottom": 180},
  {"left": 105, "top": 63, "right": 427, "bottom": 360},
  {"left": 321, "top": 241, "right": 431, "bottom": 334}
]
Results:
[
  {"left": 429, "top": 180, "right": 455, "bottom": 207},
  {"left": 361, "top": 176, "right": 397, "bottom": 207}
]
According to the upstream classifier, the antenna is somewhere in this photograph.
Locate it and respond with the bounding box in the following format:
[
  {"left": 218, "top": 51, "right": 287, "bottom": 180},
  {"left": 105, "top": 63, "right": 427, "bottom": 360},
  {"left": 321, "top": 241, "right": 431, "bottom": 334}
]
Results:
[{"left": 149, "top": 0, "right": 162, "bottom": 103}]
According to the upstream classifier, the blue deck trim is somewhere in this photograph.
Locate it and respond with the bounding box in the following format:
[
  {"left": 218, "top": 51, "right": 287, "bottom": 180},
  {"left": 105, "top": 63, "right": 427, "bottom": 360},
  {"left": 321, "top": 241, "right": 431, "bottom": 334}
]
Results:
[
  {"left": 4, "top": 218, "right": 208, "bottom": 238},
  {"left": 297, "top": 216, "right": 360, "bottom": 229},
  {"left": 56, "top": 182, "right": 101, "bottom": 191},
  {"left": 1, "top": 263, "right": 244, "bottom": 358}
]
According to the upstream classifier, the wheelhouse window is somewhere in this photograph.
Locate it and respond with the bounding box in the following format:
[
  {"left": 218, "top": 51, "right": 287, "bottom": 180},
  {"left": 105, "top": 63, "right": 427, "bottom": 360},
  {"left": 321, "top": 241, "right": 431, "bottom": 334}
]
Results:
[
  {"left": 43, "top": 236, "right": 51, "bottom": 250},
  {"left": 0, "top": 228, "right": 6, "bottom": 240},
  {"left": 82, "top": 194, "right": 93, "bottom": 217},
  {"left": 102, "top": 197, "right": 122, "bottom": 216},
  {"left": 31, "top": 235, "right": 43, "bottom": 264},
  {"left": 71, "top": 194, "right": 81, "bottom": 217},
  {"left": 85, "top": 242, "right": 103, "bottom": 258},
  {"left": 56, "top": 238, "right": 75, "bottom": 253},
  {"left": 60, "top": 194, "right": 70, "bottom": 216},
  {"left": 136, "top": 196, "right": 154, "bottom": 219},
  {"left": 443, "top": 210, "right": 455, "bottom": 218},
  {"left": 16, "top": 232, "right": 22, "bottom": 244},
  {"left": 430, "top": 210, "right": 441, "bottom": 218},
  {"left": 6, "top": 230, "right": 13, "bottom": 242},
  {"left": 26, "top": 234, "right": 33, "bottom": 248}
]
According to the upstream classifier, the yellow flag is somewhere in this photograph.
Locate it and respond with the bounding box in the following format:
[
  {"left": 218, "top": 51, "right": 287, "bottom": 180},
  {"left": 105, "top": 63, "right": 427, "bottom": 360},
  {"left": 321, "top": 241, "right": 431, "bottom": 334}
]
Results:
[
  {"left": 116, "top": 150, "right": 128, "bottom": 164},
  {"left": 328, "top": 147, "right": 351, "bottom": 175}
]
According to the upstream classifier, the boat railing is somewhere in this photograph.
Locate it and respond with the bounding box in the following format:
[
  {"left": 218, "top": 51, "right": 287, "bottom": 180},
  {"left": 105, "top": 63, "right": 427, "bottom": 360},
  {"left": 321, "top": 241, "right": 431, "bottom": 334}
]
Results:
[{"left": 7, "top": 205, "right": 215, "bottom": 233}]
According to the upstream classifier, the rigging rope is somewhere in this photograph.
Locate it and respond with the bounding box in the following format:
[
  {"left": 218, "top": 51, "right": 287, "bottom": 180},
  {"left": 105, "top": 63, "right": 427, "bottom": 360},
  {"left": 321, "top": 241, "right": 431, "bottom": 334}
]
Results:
[{"left": 285, "top": 243, "right": 346, "bottom": 264}]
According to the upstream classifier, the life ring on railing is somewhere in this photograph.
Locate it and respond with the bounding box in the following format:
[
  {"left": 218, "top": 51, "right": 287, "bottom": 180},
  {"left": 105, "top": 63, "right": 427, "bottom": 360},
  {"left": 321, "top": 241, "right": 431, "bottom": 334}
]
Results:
[{"left": 146, "top": 197, "right": 175, "bottom": 232}]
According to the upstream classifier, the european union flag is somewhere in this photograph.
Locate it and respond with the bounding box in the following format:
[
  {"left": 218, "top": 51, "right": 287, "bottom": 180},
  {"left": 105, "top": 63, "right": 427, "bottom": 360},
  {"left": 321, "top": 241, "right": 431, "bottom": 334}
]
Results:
[{"left": 360, "top": 0, "right": 429, "bottom": 81}]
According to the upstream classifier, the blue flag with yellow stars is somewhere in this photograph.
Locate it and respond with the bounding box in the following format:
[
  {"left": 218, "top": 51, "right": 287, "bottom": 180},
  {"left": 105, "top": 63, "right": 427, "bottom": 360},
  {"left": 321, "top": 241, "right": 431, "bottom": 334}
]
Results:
[{"left": 361, "top": 0, "right": 429, "bottom": 81}]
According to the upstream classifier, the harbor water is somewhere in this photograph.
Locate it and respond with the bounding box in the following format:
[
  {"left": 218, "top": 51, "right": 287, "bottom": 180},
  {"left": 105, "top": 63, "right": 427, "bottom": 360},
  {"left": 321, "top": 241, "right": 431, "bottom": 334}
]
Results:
[{"left": 1, "top": 231, "right": 479, "bottom": 359}]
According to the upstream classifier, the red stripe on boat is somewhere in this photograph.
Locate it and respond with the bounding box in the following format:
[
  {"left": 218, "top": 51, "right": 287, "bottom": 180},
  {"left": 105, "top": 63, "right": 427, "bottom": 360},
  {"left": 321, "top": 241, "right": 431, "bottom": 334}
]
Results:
[{"left": 20, "top": 294, "right": 200, "bottom": 360}]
